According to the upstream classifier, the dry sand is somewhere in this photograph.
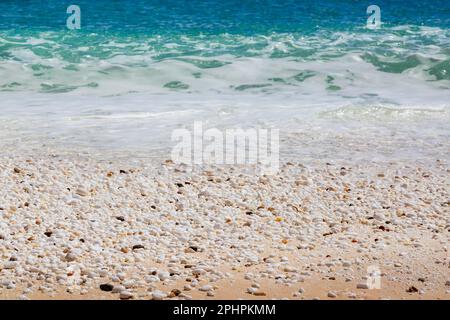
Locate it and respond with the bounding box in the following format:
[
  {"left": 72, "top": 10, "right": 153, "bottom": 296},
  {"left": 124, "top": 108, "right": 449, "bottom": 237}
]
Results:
[{"left": 0, "top": 153, "right": 448, "bottom": 300}]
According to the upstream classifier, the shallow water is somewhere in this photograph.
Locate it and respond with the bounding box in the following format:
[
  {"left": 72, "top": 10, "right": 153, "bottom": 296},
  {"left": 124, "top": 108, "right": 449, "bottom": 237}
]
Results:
[{"left": 0, "top": 1, "right": 449, "bottom": 161}]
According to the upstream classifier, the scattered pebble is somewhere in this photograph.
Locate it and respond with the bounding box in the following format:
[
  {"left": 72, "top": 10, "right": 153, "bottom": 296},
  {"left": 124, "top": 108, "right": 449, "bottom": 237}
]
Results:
[
  {"left": 357, "top": 283, "right": 369, "bottom": 289},
  {"left": 199, "top": 285, "right": 213, "bottom": 292},
  {"left": 151, "top": 291, "right": 167, "bottom": 300},
  {"left": 0, "top": 156, "right": 447, "bottom": 300},
  {"left": 119, "top": 291, "right": 133, "bottom": 300},
  {"left": 327, "top": 291, "right": 337, "bottom": 298},
  {"left": 100, "top": 284, "right": 114, "bottom": 292}
]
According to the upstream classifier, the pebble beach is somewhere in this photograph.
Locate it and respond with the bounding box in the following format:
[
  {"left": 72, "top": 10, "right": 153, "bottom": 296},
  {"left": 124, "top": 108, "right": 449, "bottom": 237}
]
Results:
[
  {"left": 1, "top": 0, "right": 450, "bottom": 303},
  {"left": 0, "top": 153, "right": 448, "bottom": 300}
]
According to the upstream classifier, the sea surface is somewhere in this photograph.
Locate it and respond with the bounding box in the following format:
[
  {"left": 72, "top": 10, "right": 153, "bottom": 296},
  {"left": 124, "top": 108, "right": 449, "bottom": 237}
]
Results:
[{"left": 0, "top": 1, "right": 449, "bottom": 162}]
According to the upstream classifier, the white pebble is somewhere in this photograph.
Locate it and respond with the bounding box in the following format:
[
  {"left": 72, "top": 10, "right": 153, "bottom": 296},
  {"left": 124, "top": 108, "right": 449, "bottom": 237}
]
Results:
[
  {"left": 357, "top": 283, "right": 369, "bottom": 289},
  {"left": 199, "top": 285, "right": 213, "bottom": 292}
]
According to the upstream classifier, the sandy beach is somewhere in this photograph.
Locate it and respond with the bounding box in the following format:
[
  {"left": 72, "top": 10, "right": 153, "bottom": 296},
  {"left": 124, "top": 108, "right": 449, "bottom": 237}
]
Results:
[
  {"left": 0, "top": 153, "right": 448, "bottom": 300},
  {"left": 1, "top": 0, "right": 450, "bottom": 306}
]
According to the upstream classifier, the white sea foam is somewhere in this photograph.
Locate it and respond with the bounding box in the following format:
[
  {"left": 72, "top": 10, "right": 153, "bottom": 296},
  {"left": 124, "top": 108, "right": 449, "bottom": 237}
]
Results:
[
  {"left": 0, "top": 26, "right": 449, "bottom": 161},
  {"left": 0, "top": 86, "right": 448, "bottom": 162}
]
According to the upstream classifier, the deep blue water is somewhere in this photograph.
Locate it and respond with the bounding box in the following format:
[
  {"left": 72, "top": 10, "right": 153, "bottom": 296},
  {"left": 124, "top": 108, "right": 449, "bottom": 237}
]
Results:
[{"left": 1, "top": 0, "right": 449, "bottom": 33}]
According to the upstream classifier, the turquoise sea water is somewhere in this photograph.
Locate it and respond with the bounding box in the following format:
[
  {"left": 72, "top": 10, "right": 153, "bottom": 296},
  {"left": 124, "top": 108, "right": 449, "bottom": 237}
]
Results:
[
  {"left": 0, "top": 1, "right": 449, "bottom": 160},
  {"left": 1, "top": 0, "right": 449, "bottom": 93}
]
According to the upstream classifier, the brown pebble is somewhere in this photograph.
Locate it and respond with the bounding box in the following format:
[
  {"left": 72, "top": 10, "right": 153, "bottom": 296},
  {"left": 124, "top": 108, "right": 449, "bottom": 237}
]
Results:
[
  {"left": 168, "top": 289, "right": 181, "bottom": 298},
  {"left": 406, "top": 286, "right": 419, "bottom": 293},
  {"left": 253, "top": 292, "right": 267, "bottom": 296}
]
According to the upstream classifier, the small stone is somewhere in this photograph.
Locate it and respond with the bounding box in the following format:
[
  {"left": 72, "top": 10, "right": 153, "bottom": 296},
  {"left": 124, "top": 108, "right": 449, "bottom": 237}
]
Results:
[
  {"left": 373, "top": 213, "right": 385, "bottom": 221},
  {"left": 6, "top": 282, "right": 16, "bottom": 290},
  {"left": 327, "top": 291, "right": 337, "bottom": 298},
  {"left": 247, "top": 287, "right": 257, "bottom": 294},
  {"left": 3, "top": 261, "right": 17, "bottom": 269},
  {"left": 199, "top": 285, "right": 213, "bottom": 292},
  {"left": 119, "top": 291, "right": 133, "bottom": 300},
  {"left": 253, "top": 292, "right": 267, "bottom": 296},
  {"left": 192, "top": 268, "right": 205, "bottom": 276},
  {"left": 100, "top": 284, "right": 114, "bottom": 292},
  {"left": 112, "top": 285, "right": 126, "bottom": 293},
  {"left": 1, "top": 280, "right": 13, "bottom": 288},
  {"left": 406, "top": 286, "right": 418, "bottom": 293},
  {"left": 283, "top": 266, "right": 297, "bottom": 273},
  {"left": 357, "top": 283, "right": 369, "bottom": 289},
  {"left": 122, "top": 280, "right": 135, "bottom": 288},
  {"left": 75, "top": 188, "right": 89, "bottom": 197},
  {"left": 158, "top": 271, "right": 170, "bottom": 281},
  {"left": 151, "top": 290, "right": 167, "bottom": 300},
  {"left": 168, "top": 289, "right": 181, "bottom": 298},
  {"left": 63, "top": 253, "right": 77, "bottom": 262}
]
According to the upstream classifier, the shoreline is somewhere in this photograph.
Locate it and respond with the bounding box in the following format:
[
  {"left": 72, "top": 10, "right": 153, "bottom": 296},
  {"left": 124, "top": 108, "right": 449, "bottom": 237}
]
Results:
[{"left": 0, "top": 153, "right": 448, "bottom": 300}]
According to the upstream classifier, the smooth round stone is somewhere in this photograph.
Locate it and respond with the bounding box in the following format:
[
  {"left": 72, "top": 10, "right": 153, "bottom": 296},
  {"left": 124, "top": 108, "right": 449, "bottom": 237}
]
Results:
[
  {"left": 151, "top": 291, "right": 167, "bottom": 300},
  {"left": 112, "top": 285, "right": 126, "bottom": 293},
  {"left": 119, "top": 291, "right": 133, "bottom": 300},
  {"left": 199, "top": 285, "right": 213, "bottom": 292}
]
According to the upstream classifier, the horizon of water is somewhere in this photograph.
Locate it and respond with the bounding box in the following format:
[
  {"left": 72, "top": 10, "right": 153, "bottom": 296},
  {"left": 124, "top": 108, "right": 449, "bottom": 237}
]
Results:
[{"left": 0, "top": 0, "right": 449, "bottom": 162}]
